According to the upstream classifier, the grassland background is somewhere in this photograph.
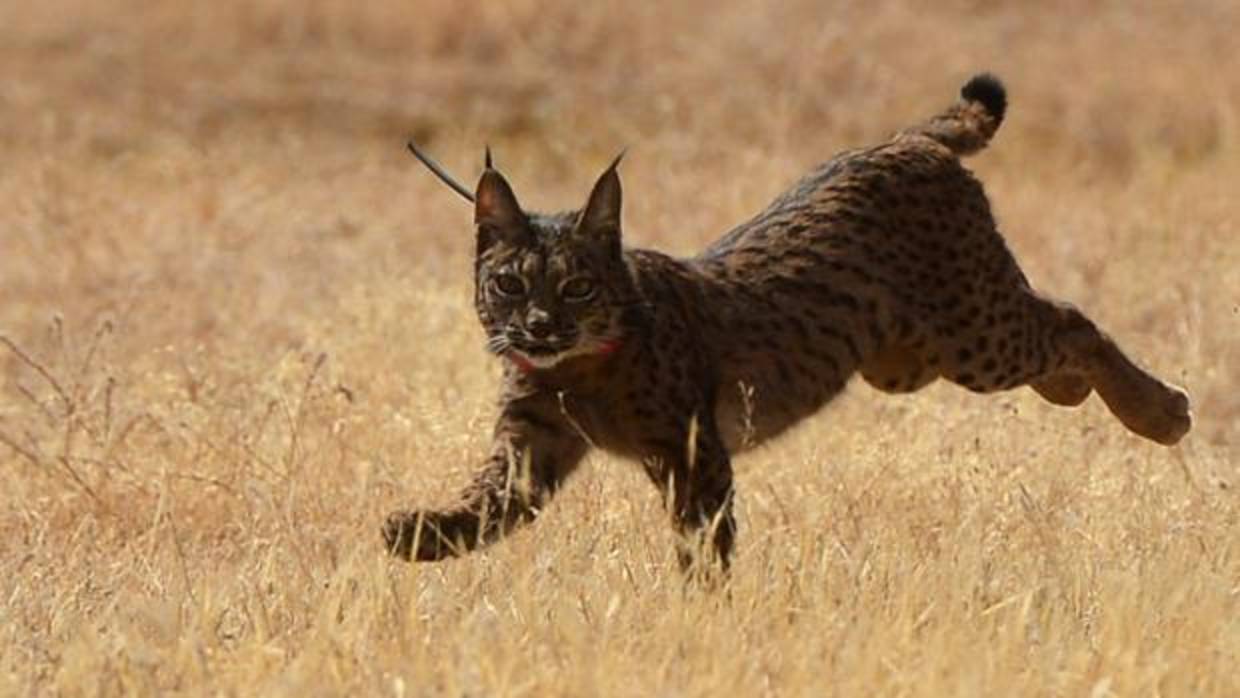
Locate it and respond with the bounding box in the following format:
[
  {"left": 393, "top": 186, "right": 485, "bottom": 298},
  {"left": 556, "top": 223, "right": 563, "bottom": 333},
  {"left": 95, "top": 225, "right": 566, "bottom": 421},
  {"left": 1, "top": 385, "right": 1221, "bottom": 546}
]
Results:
[{"left": 1, "top": 1, "right": 1237, "bottom": 695}]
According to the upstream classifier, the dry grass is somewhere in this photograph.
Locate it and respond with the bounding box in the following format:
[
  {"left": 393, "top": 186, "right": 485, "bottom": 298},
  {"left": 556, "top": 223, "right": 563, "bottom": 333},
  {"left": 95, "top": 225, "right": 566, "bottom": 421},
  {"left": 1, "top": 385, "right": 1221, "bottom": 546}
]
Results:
[{"left": 1, "top": 1, "right": 1237, "bottom": 695}]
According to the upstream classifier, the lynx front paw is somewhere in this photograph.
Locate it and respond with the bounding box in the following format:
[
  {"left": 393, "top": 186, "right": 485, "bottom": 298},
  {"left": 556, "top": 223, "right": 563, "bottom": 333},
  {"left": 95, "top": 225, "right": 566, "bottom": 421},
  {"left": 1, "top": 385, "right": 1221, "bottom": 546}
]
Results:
[{"left": 382, "top": 510, "right": 457, "bottom": 561}]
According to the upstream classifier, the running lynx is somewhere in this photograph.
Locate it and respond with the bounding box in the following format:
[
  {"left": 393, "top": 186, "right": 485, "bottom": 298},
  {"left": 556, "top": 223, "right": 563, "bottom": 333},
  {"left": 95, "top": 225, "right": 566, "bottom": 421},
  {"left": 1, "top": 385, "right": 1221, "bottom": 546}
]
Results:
[{"left": 384, "top": 74, "right": 1191, "bottom": 574}]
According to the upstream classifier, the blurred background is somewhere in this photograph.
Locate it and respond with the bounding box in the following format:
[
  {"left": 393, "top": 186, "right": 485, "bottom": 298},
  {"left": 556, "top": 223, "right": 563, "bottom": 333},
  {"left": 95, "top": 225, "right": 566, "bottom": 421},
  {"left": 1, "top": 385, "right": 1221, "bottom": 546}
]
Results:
[
  {"left": 2, "top": 0, "right": 1235, "bottom": 435},
  {"left": 2, "top": 2, "right": 1238, "bottom": 694}
]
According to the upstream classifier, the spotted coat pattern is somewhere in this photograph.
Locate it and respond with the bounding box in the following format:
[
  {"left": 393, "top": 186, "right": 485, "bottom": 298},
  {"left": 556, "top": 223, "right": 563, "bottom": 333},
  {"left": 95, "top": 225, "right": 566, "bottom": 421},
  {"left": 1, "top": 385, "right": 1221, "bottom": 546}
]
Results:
[{"left": 384, "top": 74, "right": 1192, "bottom": 574}]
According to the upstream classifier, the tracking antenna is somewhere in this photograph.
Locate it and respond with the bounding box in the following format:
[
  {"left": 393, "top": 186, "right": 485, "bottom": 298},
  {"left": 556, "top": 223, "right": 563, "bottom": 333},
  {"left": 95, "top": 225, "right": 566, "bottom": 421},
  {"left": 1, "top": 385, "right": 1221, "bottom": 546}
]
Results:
[{"left": 406, "top": 141, "right": 476, "bottom": 203}]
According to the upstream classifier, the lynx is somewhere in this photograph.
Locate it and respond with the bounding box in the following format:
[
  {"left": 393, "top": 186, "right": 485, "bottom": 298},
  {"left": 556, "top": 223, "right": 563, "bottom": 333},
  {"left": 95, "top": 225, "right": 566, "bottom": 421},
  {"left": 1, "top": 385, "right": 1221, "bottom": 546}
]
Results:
[{"left": 383, "top": 74, "right": 1191, "bottom": 573}]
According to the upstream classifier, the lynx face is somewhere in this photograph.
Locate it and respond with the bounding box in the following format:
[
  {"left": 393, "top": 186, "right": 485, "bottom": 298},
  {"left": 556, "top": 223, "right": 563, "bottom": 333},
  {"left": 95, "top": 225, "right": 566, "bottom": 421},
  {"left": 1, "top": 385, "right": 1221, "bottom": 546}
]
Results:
[{"left": 472, "top": 157, "right": 634, "bottom": 369}]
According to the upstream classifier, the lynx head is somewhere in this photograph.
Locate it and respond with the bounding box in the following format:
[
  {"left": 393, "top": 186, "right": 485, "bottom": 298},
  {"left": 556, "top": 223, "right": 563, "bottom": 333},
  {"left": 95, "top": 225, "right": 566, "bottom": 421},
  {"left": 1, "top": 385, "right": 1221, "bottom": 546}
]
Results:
[{"left": 469, "top": 153, "right": 637, "bottom": 371}]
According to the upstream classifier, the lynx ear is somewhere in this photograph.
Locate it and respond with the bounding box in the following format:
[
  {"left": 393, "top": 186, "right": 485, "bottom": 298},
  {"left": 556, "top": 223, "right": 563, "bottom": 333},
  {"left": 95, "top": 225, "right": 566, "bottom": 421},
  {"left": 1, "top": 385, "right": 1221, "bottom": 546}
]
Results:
[
  {"left": 474, "top": 150, "right": 527, "bottom": 245},
  {"left": 577, "top": 151, "right": 625, "bottom": 240}
]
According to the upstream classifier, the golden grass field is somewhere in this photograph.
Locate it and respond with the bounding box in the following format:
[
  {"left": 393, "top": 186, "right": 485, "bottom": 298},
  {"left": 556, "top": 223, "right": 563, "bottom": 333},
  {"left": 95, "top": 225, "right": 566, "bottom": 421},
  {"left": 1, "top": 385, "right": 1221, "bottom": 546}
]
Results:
[{"left": 2, "top": 1, "right": 1238, "bottom": 695}]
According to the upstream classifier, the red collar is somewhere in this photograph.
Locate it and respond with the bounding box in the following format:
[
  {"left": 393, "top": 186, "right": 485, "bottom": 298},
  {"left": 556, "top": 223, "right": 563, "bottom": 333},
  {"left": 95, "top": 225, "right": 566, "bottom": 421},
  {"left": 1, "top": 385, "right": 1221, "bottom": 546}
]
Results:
[{"left": 508, "top": 339, "right": 622, "bottom": 374}]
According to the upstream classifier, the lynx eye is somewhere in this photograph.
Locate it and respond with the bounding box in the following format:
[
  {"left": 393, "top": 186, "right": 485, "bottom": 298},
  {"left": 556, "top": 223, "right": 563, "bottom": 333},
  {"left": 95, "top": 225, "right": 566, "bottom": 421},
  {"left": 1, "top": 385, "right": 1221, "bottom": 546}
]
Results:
[
  {"left": 492, "top": 273, "right": 527, "bottom": 297},
  {"left": 560, "top": 277, "right": 596, "bottom": 301}
]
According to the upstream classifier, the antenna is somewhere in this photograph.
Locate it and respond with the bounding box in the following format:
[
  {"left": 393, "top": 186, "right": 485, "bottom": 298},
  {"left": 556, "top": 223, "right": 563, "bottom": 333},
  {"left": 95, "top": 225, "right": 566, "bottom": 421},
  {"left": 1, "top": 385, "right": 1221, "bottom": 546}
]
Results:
[{"left": 406, "top": 141, "right": 475, "bottom": 203}]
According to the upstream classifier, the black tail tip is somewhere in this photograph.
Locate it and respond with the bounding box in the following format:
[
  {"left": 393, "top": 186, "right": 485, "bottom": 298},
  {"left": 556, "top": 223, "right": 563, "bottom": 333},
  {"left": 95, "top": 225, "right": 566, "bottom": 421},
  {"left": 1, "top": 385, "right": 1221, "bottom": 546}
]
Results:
[{"left": 961, "top": 73, "right": 1007, "bottom": 124}]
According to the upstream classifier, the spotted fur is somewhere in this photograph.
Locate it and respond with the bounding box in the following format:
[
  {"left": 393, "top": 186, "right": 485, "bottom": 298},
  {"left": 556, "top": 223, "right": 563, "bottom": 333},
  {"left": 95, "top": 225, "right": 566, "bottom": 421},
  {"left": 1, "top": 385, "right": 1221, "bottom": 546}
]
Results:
[{"left": 384, "top": 74, "right": 1191, "bottom": 574}]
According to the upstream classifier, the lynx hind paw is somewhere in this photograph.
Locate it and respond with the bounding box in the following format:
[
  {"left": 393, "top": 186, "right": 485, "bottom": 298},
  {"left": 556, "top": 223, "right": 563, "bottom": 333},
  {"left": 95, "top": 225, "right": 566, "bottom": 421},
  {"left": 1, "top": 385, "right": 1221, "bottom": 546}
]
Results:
[
  {"left": 1119, "top": 380, "right": 1192, "bottom": 446},
  {"left": 1151, "top": 383, "right": 1192, "bottom": 446}
]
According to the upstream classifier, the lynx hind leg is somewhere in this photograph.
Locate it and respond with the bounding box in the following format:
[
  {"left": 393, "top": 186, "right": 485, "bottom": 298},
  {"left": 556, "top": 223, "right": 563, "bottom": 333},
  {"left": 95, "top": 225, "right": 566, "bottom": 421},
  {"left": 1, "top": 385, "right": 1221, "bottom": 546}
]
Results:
[
  {"left": 1030, "top": 372, "right": 1091, "bottom": 406},
  {"left": 936, "top": 289, "right": 1190, "bottom": 446},
  {"left": 1050, "top": 304, "right": 1191, "bottom": 445},
  {"left": 861, "top": 344, "right": 939, "bottom": 393}
]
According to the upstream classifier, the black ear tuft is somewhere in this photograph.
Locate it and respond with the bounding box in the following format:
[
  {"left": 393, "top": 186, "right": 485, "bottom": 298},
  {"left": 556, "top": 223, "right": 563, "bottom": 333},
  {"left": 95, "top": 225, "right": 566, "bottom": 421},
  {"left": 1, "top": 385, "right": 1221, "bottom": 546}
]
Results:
[
  {"left": 474, "top": 166, "right": 526, "bottom": 249},
  {"left": 606, "top": 148, "right": 626, "bottom": 172},
  {"left": 578, "top": 152, "right": 624, "bottom": 239}
]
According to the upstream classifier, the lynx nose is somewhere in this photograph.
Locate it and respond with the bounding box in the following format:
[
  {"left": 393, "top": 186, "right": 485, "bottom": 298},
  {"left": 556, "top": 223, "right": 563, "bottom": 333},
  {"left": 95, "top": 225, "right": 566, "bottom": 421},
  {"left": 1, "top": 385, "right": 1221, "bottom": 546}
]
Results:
[{"left": 526, "top": 309, "right": 554, "bottom": 340}]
